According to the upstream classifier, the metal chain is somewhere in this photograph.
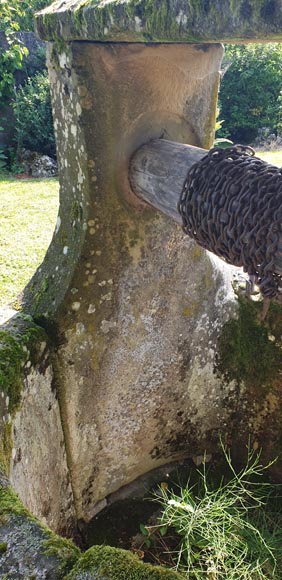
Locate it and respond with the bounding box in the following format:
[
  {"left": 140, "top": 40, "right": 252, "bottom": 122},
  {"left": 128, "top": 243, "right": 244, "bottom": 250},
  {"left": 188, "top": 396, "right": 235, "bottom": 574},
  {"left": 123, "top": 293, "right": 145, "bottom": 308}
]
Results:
[{"left": 178, "top": 145, "right": 282, "bottom": 303}]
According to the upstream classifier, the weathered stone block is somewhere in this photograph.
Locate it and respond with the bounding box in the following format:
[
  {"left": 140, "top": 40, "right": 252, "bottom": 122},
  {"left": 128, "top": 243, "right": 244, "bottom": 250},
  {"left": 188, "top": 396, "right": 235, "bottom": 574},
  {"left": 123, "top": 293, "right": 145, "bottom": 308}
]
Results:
[
  {"left": 0, "top": 0, "right": 281, "bottom": 553},
  {"left": 36, "top": 0, "right": 282, "bottom": 43}
]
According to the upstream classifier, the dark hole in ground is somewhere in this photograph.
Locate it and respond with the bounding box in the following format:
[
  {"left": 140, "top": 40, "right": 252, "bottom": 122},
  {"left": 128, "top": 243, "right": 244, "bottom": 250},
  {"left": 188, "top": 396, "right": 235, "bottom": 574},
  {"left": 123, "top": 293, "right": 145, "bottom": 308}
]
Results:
[
  {"left": 82, "top": 498, "right": 159, "bottom": 550},
  {"left": 80, "top": 497, "right": 181, "bottom": 568},
  {"left": 76, "top": 455, "right": 235, "bottom": 568},
  {"left": 78, "top": 459, "right": 219, "bottom": 566}
]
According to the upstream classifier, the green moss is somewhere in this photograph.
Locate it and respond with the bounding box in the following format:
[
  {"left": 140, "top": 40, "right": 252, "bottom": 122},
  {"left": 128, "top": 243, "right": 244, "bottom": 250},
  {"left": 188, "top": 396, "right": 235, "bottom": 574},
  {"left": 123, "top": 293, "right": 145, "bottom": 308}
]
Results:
[
  {"left": 0, "top": 482, "right": 31, "bottom": 525},
  {"left": 0, "top": 316, "right": 48, "bottom": 415},
  {"left": 43, "top": 536, "right": 81, "bottom": 576},
  {"left": 1, "top": 422, "right": 13, "bottom": 474},
  {"left": 0, "top": 479, "right": 80, "bottom": 573},
  {"left": 0, "top": 331, "right": 25, "bottom": 414},
  {"left": 216, "top": 297, "right": 282, "bottom": 388},
  {"left": 66, "top": 545, "right": 183, "bottom": 579},
  {"left": 0, "top": 542, "right": 7, "bottom": 553},
  {"left": 0, "top": 316, "right": 48, "bottom": 469},
  {"left": 36, "top": 0, "right": 282, "bottom": 43}
]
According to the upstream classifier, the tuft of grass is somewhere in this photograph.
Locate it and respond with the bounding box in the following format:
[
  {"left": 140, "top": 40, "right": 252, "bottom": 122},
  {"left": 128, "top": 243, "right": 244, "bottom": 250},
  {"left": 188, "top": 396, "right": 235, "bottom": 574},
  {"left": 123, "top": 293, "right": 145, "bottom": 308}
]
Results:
[
  {"left": 0, "top": 176, "right": 59, "bottom": 308},
  {"left": 156, "top": 446, "right": 282, "bottom": 579}
]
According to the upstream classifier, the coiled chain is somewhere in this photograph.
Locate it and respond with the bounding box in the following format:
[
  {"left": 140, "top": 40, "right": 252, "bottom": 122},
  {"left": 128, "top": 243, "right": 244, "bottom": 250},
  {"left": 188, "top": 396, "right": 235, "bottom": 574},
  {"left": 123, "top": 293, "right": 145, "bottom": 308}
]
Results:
[{"left": 178, "top": 145, "right": 282, "bottom": 302}]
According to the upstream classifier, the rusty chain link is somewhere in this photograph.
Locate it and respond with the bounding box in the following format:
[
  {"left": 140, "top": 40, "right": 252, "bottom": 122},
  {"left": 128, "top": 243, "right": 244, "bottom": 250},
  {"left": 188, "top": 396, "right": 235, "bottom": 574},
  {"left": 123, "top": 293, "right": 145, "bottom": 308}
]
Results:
[{"left": 178, "top": 145, "right": 282, "bottom": 303}]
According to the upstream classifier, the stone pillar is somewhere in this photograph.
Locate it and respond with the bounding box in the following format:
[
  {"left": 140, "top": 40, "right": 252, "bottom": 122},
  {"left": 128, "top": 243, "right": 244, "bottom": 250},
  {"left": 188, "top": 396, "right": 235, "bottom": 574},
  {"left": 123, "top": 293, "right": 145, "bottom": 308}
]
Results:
[
  {"left": 23, "top": 39, "right": 243, "bottom": 524},
  {"left": 1, "top": 0, "right": 281, "bottom": 535}
]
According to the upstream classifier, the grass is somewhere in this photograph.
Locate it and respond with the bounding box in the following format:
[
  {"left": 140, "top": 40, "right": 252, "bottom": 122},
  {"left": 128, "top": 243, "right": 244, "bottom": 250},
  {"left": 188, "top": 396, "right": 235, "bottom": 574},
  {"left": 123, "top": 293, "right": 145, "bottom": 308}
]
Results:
[
  {"left": 255, "top": 149, "right": 282, "bottom": 166},
  {"left": 150, "top": 447, "right": 282, "bottom": 580},
  {"left": 0, "top": 175, "right": 59, "bottom": 308}
]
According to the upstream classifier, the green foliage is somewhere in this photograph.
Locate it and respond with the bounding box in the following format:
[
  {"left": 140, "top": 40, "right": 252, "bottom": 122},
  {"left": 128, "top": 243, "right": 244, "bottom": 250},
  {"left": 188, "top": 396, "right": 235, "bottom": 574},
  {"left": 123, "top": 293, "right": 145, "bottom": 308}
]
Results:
[
  {"left": 0, "top": 0, "right": 51, "bottom": 144},
  {"left": 0, "top": 2, "right": 28, "bottom": 100},
  {"left": 22, "top": 44, "right": 47, "bottom": 78},
  {"left": 0, "top": 0, "right": 52, "bottom": 34},
  {"left": 0, "top": 126, "right": 7, "bottom": 171},
  {"left": 13, "top": 72, "right": 55, "bottom": 156},
  {"left": 218, "top": 44, "right": 282, "bottom": 143},
  {"left": 157, "top": 446, "right": 282, "bottom": 579},
  {"left": 0, "top": 149, "right": 7, "bottom": 171}
]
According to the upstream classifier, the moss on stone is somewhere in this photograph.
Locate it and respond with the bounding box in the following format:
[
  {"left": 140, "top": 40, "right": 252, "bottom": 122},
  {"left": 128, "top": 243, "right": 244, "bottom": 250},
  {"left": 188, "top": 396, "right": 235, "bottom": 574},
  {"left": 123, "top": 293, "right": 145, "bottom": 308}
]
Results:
[
  {"left": 0, "top": 316, "right": 47, "bottom": 415},
  {"left": 43, "top": 536, "right": 81, "bottom": 576},
  {"left": 66, "top": 545, "right": 183, "bottom": 579},
  {"left": 0, "top": 331, "right": 25, "bottom": 414},
  {"left": 1, "top": 422, "right": 13, "bottom": 474},
  {"left": 0, "top": 477, "right": 80, "bottom": 574},
  {"left": 0, "top": 481, "right": 181, "bottom": 578},
  {"left": 0, "top": 315, "right": 48, "bottom": 470},
  {"left": 0, "top": 541, "right": 7, "bottom": 553},
  {"left": 216, "top": 296, "right": 282, "bottom": 388},
  {"left": 0, "top": 481, "right": 31, "bottom": 524},
  {"left": 35, "top": 0, "right": 282, "bottom": 43}
]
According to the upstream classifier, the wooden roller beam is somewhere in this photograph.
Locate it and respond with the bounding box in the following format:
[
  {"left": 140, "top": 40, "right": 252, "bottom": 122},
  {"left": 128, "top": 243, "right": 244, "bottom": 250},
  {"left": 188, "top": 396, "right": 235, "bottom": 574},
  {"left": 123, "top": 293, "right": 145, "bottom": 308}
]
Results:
[
  {"left": 129, "top": 138, "right": 282, "bottom": 282},
  {"left": 129, "top": 139, "right": 206, "bottom": 223}
]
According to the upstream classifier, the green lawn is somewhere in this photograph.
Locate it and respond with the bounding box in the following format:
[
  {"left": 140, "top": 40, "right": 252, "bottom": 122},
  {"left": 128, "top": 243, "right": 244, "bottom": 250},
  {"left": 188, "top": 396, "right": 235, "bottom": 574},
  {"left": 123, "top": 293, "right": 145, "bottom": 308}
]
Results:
[
  {"left": 0, "top": 176, "right": 59, "bottom": 308},
  {"left": 256, "top": 149, "right": 282, "bottom": 166},
  {"left": 0, "top": 148, "right": 281, "bottom": 310}
]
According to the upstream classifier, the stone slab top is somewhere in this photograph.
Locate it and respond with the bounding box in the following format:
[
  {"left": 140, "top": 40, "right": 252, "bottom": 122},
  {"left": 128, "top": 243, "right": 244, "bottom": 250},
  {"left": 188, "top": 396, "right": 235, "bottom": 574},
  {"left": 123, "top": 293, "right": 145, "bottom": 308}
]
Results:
[{"left": 35, "top": 0, "right": 282, "bottom": 43}]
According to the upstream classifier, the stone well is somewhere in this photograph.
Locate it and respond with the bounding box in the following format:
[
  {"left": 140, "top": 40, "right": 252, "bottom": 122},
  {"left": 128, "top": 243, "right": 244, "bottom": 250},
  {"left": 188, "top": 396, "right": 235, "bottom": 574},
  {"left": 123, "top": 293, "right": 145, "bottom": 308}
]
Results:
[{"left": 0, "top": 2, "right": 281, "bottom": 575}]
